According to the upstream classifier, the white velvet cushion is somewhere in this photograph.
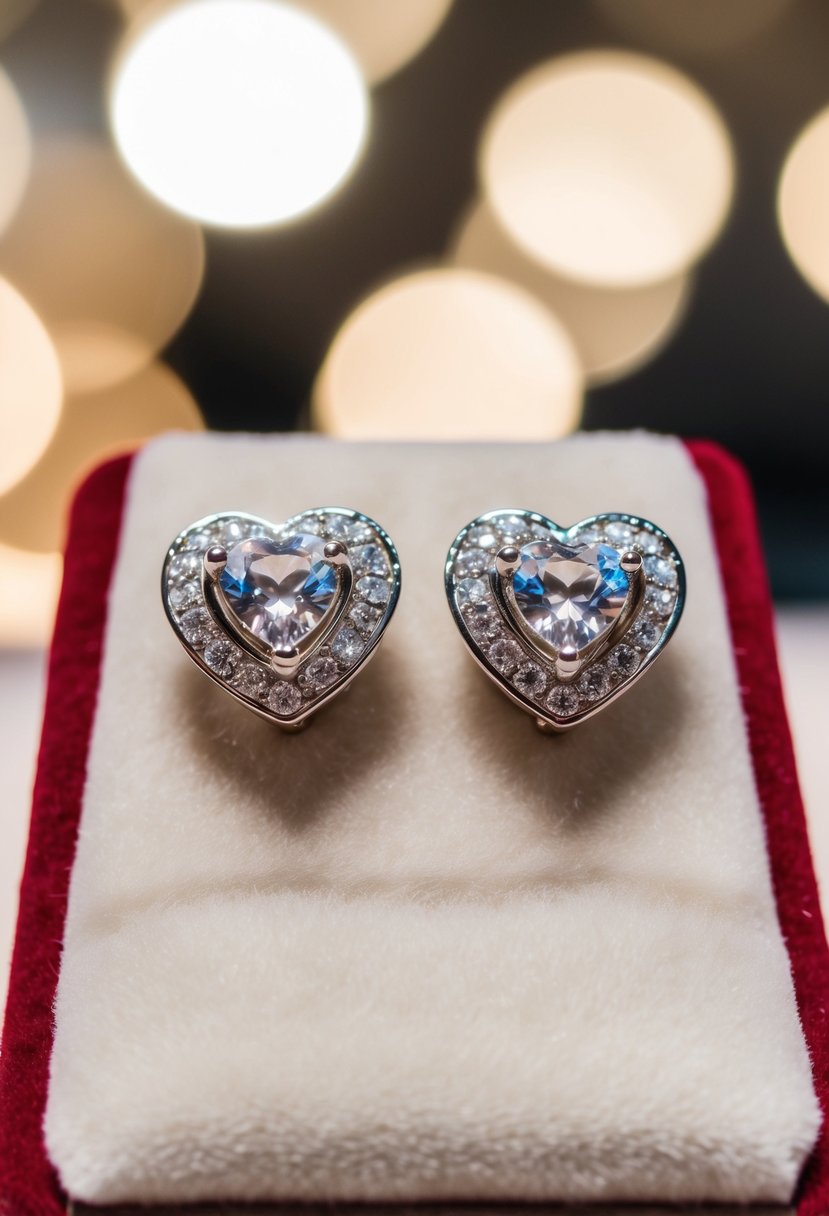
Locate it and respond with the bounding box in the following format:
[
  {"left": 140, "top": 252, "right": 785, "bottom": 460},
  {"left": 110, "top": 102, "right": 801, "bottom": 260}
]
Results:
[{"left": 45, "top": 433, "right": 819, "bottom": 1206}]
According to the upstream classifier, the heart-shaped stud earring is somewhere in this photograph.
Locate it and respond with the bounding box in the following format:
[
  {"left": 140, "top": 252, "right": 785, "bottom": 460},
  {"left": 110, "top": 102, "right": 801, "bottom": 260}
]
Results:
[
  {"left": 445, "top": 510, "right": 684, "bottom": 732},
  {"left": 163, "top": 508, "right": 400, "bottom": 730}
]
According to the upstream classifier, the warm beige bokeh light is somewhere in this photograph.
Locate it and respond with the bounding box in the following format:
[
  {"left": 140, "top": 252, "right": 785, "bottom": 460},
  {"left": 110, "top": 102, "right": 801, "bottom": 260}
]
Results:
[
  {"left": 0, "top": 68, "right": 31, "bottom": 238},
  {"left": 451, "top": 200, "right": 691, "bottom": 385},
  {"left": 0, "top": 544, "right": 61, "bottom": 646},
  {"left": 0, "top": 277, "right": 63, "bottom": 497},
  {"left": 0, "top": 361, "right": 202, "bottom": 554},
  {"left": 314, "top": 268, "right": 583, "bottom": 440},
  {"left": 595, "top": 0, "right": 791, "bottom": 54},
  {"left": 296, "top": 0, "right": 453, "bottom": 82},
  {"left": 778, "top": 107, "right": 829, "bottom": 305},
  {"left": 481, "top": 51, "right": 734, "bottom": 289},
  {"left": 110, "top": 0, "right": 369, "bottom": 228},
  {"left": 0, "top": 137, "right": 204, "bottom": 395}
]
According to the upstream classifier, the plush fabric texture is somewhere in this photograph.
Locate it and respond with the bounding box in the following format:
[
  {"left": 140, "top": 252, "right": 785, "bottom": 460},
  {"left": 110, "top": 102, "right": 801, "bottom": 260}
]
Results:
[{"left": 36, "top": 432, "right": 819, "bottom": 1208}]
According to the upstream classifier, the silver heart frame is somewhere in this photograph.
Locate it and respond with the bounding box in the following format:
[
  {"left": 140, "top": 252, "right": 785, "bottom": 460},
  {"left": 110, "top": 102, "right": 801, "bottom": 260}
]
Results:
[
  {"left": 163, "top": 507, "right": 400, "bottom": 730},
  {"left": 445, "top": 509, "right": 685, "bottom": 732}
]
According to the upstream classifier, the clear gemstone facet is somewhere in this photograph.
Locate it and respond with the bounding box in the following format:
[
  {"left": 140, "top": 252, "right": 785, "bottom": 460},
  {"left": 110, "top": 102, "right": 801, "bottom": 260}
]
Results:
[
  {"left": 331, "top": 628, "right": 364, "bottom": 667},
  {"left": 219, "top": 534, "right": 336, "bottom": 650},
  {"left": 512, "top": 540, "right": 629, "bottom": 652},
  {"left": 356, "top": 575, "right": 389, "bottom": 605},
  {"left": 268, "top": 681, "right": 302, "bottom": 715}
]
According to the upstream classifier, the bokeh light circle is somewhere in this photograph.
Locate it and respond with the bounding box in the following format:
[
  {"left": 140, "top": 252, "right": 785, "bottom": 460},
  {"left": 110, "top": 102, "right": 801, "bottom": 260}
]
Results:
[
  {"left": 0, "top": 137, "right": 204, "bottom": 394},
  {"left": 481, "top": 50, "right": 734, "bottom": 288},
  {"left": 451, "top": 200, "right": 691, "bottom": 384},
  {"left": 0, "top": 67, "right": 31, "bottom": 238},
  {"left": 0, "top": 544, "right": 61, "bottom": 646},
  {"left": 313, "top": 267, "right": 583, "bottom": 439},
  {"left": 110, "top": 0, "right": 369, "bottom": 228},
  {"left": 778, "top": 107, "right": 829, "bottom": 305},
  {"left": 0, "top": 361, "right": 203, "bottom": 554},
  {"left": 0, "top": 277, "right": 63, "bottom": 497},
  {"left": 296, "top": 0, "right": 453, "bottom": 83}
]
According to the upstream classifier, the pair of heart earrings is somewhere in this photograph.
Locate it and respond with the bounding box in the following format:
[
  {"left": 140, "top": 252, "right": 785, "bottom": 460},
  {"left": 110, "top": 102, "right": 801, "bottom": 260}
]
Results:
[{"left": 163, "top": 506, "right": 685, "bottom": 734}]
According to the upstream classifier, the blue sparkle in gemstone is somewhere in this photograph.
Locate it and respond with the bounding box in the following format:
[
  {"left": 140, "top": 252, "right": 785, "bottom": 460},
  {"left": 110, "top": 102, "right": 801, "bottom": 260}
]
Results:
[
  {"left": 219, "top": 533, "right": 337, "bottom": 650},
  {"left": 512, "top": 539, "right": 629, "bottom": 652}
]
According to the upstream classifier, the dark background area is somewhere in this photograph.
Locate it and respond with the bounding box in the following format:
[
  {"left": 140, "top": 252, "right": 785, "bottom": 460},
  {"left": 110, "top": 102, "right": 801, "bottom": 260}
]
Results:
[{"left": 5, "top": 0, "right": 829, "bottom": 597}]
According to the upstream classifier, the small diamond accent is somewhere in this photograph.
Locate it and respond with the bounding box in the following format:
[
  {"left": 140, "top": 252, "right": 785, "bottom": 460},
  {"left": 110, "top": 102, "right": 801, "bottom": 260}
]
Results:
[
  {"left": 644, "top": 555, "right": 678, "bottom": 588},
  {"left": 512, "top": 662, "right": 547, "bottom": 699},
  {"left": 203, "top": 637, "right": 236, "bottom": 678},
  {"left": 634, "top": 528, "right": 663, "bottom": 555},
  {"left": 604, "top": 520, "right": 633, "bottom": 546},
  {"left": 464, "top": 601, "right": 496, "bottom": 638},
  {"left": 630, "top": 618, "right": 660, "bottom": 650},
  {"left": 331, "top": 628, "right": 364, "bottom": 667},
  {"left": 607, "top": 644, "right": 639, "bottom": 678},
  {"left": 356, "top": 575, "right": 390, "bottom": 605},
  {"left": 456, "top": 577, "right": 488, "bottom": 607},
  {"left": 324, "top": 516, "right": 354, "bottom": 542},
  {"left": 645, "top": 585, "right": 675, "bottom": 618},
  {"left": 489, "top": 637, "right": 524, "bottom": 673},
  {"left": 170, "top": 551, "right": 202, "bottom": 583},
  {"left": 221, "top": 519, "right": 249, "bottom": 546},
  {"left": 456, "top": 547, "right": 490, "bottom": 577},
  {"left": 467, "top": 524, "right": 499, "bottom": 549},
  {"left": 234, "top": 663, "right": 272, "bottom": 700},
  {"left": 268, "top": 681, "right": 303, "bottom": 716},
  {"left": 169, "top": 580, "right": 200, "bottom": 612},
  {"left": 547, "top": 685, "right": 580, "bottom": 717},
  {"left": 303, "top": 656, "right": 339, "bottom": 690},
  {"left": 352, "top": 544, "right": 387, "bottom": 577},
  {"left": 499, "top": 516, "right": 531, "bottom": 544},
  {"left": 180, "top": 607, "right": 213, "bottom": 648},
  {"left": 577, "top": 665, "right": 611, "bottom": 702},
  {"left": 184, "top": 528, "right": 214, "bottom": 552},
  {"left": 349, "top": 601, "right": 381, "bottom": 635}
]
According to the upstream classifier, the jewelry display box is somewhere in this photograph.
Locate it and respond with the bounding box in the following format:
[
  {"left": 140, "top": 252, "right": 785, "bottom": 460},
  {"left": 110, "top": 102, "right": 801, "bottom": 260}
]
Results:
[{"left": 1, "top": 432, "right": 828, "bottom": 1216}]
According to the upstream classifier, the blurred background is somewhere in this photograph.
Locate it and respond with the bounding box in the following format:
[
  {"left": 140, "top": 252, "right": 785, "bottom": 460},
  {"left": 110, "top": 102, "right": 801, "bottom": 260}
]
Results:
[{"left": 1, "top": 0, "right": 828, "bottom": 1010}]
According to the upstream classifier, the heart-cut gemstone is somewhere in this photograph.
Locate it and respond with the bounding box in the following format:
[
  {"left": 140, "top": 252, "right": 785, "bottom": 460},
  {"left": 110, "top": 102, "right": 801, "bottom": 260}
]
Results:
[
  {"left": 512, "top": 539, "right": 629, "bottom": 652},
  {"left": 219, "top": 534, "right": 337, "bottom": 650}
]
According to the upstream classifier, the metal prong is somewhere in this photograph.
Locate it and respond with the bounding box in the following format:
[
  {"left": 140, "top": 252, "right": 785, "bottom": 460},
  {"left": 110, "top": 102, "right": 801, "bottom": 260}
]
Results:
[
  {"left": 323, "top": 540, "right": 349, "bottom": 567},
  {"left": 556, "top": 646, "right": 581, "bottom": 683},
  {"left": 271, "top": 644, "right": 299, "bottom": 676},
  {"left": 620, "top": 549, "right": 643, "bottom": 574},
  {"left": 535, "top": 717, "right": 557, "bottom": 735},
  {"left": 495, "top": 545, "right": 521, "bottom": 577},
  {"left": 203, "top": 545, "right": 227, "bottom": 581}
]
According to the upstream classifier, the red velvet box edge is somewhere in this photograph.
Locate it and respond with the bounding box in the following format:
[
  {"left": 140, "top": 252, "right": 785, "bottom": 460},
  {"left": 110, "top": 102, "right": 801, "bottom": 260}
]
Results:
[{"left": 0, "top": 440, "right": 827, "bottom": 1215}]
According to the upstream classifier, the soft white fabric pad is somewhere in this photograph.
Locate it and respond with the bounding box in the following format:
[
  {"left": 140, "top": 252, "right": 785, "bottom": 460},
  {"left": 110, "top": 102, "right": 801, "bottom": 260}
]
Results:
[{"left": 46, "top": 433, "right": 819, "bottom": 1207}]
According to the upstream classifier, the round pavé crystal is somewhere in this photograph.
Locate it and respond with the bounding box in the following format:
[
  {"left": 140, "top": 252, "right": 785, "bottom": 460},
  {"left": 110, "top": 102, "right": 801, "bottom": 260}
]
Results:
[
  {"left": 184, "top": 528, "right": 214, "bottom": 552},
  {"left": 268, "top": 681, "right": 303, "bottom": 716},
  {"left": 467, "top": 523, "right": 499, "bottom": 549},
  {"left": 456, "top": 547, "right": 489, "bottom": 577},
  {"left": 604, "top": 520, "right": 634, "bottom": 546},
  {"left": 352, "top": 544, "right": 387, "bottom": 577},
  {"left": 356, "top": 575, "right": 389, "bottom": 605},
  {"left": 220, "top": 519, "right": 249, "bottom": 547},
  {"left": 331, "top": 628, "right": 364, "bottom": 667},
  {"left": 203, "top": 637, "right": 236, "bottom": 678},
  {"left": 635, "top": 528, "right": 663, "bottom": 555},
  {"left": 547, "top": 685, "right": 580, "bottom": 717},
  {"left": 644, "top": 555, "right": 677, "bottom": 588},
  {"left": 489, "top": 637, "right": 524, "bottom": 673},
  {"left": 348, "top": 601, "right": 381, "bottom": 635},
  {"left": 499, "top": 516, "right": 531, "bottom": 544},
  {"left": 578, "top": 664, "right": 611, "bottom": 701},
  {"left": 324, "top": 516, "right": 355, "bottom": 542},
  {"left": 303, "top": 656, "right": 339, "bottom": 690},
  {"left": 629, "top": 617, "right": 660, "bottom": 650},
  {"left": 170, "top": 551, "right": 202, "bottom": 583},
  {"left": 512, "top": 661, "right": 547, "bottom": 699},
  {"left": 219, "top": 534, "right": 337, "bottom": 650},
  {"left": 234, "top": 663, "right": 272, "bottom": 700},
  {"left": 180, "top": 607, "right": 213, "bottom": 647},
  {"left": 169, "top": 580, "right": 200, "bottom": 612},
  {"left": 456, "top": 577, "right": 487, "bottom": 607},
  {"left": 607, "top": 644, "right": 639, "bottom": 678},
  {"left": 512, "top": 539, "right": 629, "bottom": 652},
  {"left": 464, "top": 600, "right": 496, "bottom": 637},
  {"left": 645, "top": 585, "right": 675, "bottom": 618}
]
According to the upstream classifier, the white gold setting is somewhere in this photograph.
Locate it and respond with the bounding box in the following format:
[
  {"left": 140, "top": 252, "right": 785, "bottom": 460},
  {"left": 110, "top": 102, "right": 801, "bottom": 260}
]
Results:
[
  {"left": 163, "top": 508, "right": 400, "bottom": 731},
  {"left": 446, "top": 510, "right": 685, "bottom": 732}
]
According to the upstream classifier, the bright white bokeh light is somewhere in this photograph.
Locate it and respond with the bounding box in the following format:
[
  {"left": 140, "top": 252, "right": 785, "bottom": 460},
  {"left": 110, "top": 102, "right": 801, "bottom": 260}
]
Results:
[
  {"left": 451, "top": 199, "right": 691, "bottom": 384},
  {"left": 109, "top": 0, "right": 369, "bottom": 228},
  {"left": 778, "top": 107, "right": 829, "bottom": 305},
  {"left": 0, "top": 277, "right": 63, "bottom": 497},
  {"left": 0, "top": 67, "right": 31, "bottom": 238},
  {"left": 296, "top": 0, "right": 453, "bottom": 82},
  {"left": 481, "top": 51, "right": 734, "bottom": 289},
  {"left": 314, "top": 268, "right": 583, "bottom": 440}
]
